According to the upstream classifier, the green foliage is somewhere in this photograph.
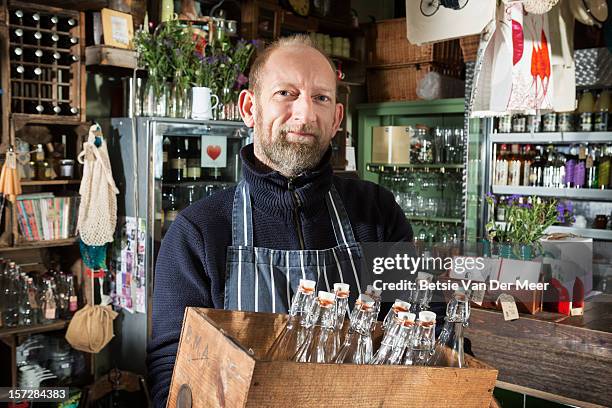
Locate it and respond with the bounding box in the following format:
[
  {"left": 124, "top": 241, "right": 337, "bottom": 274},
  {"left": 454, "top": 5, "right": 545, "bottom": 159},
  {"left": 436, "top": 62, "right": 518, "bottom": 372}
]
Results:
[
  {"left": 485, "top": 194, "right": 565, "bottom": 244},
  {"left": 134, "top": 18, "right": 256, "bottom": 104}
]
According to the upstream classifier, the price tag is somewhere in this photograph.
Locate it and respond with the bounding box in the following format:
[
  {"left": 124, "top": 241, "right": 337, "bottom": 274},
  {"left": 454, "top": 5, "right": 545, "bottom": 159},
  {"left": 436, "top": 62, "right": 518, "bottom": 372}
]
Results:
[
  {"left": 28, "top": 291, "right": 38, "bottom": 309},
  {"left": 471, "top": 289, "right": 486, "bottom": 306},
  {"left": 578, "top": 145, "right": 587, "bottom": 160},
  {"left": 45, "top": 307, "right": 56, "bottom": 320},
  {"left": 586, "top": 155, "right": 594, "bottom": 168},
  {"left": 570, "top": 307, "right": 584, "bottom": 316},
  {"left": 497, "top": 294, "right": 519, "bottom": 321}
]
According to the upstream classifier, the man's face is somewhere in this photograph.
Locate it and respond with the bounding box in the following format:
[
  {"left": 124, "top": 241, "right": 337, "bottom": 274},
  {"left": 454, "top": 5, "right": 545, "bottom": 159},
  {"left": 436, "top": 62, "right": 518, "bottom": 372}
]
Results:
[{"left": 249, "top": 45, "right": 343, "bottom": 177}]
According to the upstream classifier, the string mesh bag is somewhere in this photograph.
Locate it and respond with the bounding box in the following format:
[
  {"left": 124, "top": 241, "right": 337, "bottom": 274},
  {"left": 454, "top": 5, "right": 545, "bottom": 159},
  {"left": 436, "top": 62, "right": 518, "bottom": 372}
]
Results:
[
  {"left": 76, "top": 124, "right": 119, "bottom": 246},
  {"left": 522, "top": 0, "right": 560, "bottom": 14}
]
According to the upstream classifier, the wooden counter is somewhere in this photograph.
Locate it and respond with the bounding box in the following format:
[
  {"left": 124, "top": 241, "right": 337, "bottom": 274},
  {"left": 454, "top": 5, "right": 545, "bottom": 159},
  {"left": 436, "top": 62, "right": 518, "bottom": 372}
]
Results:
[{"left": 466, "top": 295, "right": 612, "bottom": 407}]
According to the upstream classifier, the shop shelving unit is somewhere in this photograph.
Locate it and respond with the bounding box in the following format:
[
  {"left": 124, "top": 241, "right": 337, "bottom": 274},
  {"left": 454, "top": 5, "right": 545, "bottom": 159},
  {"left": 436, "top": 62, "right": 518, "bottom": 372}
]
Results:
[
  {"left": 486, "top": 129, "right": 612, "bottom": 241},
  {"left": 356, "top": 98, "right": 466, "bottom": 238},
  {"left": 0, "top": 0, "right": 91, "bottom": 390}
]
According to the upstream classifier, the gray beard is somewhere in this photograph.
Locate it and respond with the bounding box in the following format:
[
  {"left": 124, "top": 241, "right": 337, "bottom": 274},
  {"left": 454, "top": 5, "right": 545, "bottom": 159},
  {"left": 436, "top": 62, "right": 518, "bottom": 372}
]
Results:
[{"left": 255, "top": 124, "right": 327, "bottom": 178}]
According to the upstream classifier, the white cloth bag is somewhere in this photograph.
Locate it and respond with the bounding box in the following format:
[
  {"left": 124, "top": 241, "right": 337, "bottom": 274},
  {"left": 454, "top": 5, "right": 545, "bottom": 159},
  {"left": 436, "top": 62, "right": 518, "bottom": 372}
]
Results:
[{"left": 77, "top": 124, "right": 119, "bottom": 246}]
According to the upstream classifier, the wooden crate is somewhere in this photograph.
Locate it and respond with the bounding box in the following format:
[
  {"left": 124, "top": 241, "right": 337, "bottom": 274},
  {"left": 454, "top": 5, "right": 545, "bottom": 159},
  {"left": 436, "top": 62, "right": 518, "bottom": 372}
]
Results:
[
  {"left": 366, "top": 62, "right": 463, "bottom": 102},
  {"left": 366, "top": 18, "right": 462, "bottom": 66},
  {"left": 168, "top": 308, "right": 498, "bottom": 408},
  {"left": 2, "top": 1, "right": 86, "bottom": 122}
]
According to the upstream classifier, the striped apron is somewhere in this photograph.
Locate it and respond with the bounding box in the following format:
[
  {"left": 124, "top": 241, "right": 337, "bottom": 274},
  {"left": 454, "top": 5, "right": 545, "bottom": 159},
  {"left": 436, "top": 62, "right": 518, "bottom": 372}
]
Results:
[{"left": 224, "top": 179, "right": 362, "bottom": 313}]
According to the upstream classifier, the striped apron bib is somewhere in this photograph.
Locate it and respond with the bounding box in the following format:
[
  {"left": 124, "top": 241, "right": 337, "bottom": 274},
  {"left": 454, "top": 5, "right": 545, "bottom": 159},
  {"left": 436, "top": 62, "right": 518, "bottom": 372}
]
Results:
[{"left": 224, "top": 179, "right": 362, "bottom": 313}]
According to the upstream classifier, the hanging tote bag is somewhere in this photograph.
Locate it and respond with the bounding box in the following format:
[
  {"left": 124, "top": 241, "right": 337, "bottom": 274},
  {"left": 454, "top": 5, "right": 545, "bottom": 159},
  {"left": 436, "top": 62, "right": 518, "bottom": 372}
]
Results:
[{"left": 77, "top": 124, "right": 119, "bottom": 246}]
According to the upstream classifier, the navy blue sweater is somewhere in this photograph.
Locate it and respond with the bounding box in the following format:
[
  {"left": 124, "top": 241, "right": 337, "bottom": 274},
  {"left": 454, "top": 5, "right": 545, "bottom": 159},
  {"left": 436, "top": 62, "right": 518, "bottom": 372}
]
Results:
[{"left": 147, "top": 144, "right": 414, "bottom": 406}]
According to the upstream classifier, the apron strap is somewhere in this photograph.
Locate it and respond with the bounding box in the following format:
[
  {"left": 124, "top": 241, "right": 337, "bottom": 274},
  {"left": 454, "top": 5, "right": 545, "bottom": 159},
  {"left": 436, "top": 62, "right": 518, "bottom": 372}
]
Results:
[
  {"left": 231, "top": 180, "right": 254, "bottom": 247},
  {"left": 326, "top": 184, "right": 358, "bottom": 247}
]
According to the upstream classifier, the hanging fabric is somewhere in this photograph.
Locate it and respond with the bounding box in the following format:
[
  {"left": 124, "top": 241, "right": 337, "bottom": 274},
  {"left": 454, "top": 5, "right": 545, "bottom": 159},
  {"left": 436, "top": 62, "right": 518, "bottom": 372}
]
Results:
[
  {"left": 471, "top": 2, "right": 555, "bottom": 116},
  {"left": 77, "top": 124, "right": 119, "bottom": 246}
]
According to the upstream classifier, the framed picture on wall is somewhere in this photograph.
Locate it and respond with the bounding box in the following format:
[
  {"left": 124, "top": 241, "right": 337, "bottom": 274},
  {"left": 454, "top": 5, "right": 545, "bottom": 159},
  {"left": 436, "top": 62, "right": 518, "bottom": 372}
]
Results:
[{"left": 101, "top": 8, "right": 134, "bottom": 49}]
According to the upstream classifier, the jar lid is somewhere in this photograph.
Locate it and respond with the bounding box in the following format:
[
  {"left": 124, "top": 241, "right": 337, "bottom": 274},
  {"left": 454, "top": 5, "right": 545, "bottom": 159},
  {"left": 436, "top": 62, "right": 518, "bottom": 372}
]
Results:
[{"left": 60, "top": 159, "right": 75, "bottom": 165}]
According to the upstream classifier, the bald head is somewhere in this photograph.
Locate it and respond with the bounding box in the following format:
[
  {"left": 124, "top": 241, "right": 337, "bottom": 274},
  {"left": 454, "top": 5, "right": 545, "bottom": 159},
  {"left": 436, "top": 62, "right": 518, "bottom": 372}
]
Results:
[
  {"left": 248, "top": 35, "right": 337, "bottom": 99},
  {"left": 238, "top": 35, "right": 344, "bottom": 178}
]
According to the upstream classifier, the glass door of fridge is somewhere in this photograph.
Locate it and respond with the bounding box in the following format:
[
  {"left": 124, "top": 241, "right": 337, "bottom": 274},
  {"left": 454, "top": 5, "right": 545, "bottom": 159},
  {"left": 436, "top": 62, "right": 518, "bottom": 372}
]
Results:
[{"left": 150, "top": 120, "right": 249, "bottom": 260}]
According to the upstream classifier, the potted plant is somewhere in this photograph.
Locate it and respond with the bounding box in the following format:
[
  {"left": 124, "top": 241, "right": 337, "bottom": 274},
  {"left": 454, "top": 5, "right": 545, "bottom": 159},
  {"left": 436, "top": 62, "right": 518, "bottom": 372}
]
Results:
[{"left": 485, "top": 194, "right": 574, "bottom": 260}]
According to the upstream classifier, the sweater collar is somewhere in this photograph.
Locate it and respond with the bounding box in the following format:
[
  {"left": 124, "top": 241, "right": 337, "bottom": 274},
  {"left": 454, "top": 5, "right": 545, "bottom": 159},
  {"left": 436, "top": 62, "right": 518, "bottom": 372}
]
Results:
[{"left": 239, "top": 143, "right": 333, "bottom": 219}]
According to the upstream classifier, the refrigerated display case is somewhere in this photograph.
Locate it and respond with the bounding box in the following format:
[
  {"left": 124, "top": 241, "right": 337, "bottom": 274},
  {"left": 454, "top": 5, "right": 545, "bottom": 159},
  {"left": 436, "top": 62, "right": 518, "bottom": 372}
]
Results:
[{"left": 103, "top": 117, "right": 248, "bottom": 375}]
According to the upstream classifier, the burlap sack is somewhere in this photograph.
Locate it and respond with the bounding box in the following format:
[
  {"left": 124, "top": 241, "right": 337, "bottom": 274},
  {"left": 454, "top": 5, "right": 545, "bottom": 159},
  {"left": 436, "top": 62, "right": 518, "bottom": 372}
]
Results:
[{"left": 65, "top": 304, "right": 118, "bottom": 353}]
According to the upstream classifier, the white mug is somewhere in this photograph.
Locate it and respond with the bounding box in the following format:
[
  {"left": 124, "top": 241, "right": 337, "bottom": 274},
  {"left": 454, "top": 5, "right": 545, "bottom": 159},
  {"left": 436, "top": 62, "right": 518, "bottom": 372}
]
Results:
[{"left": 191, "top": 87, "right": 219, "bottom": 120}]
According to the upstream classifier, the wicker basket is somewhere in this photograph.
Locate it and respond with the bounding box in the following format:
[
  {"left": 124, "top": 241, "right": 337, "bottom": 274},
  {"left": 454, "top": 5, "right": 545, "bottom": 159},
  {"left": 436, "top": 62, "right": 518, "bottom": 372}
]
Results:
[
  {"left": 366, "top": 63, "right": 463, "bottom": 102},
  {"left": 460, "top": 34, "right": 481, "bottom": 62},
  {"left": 367, "top": 18, "right": 462, "bottom": 66}
]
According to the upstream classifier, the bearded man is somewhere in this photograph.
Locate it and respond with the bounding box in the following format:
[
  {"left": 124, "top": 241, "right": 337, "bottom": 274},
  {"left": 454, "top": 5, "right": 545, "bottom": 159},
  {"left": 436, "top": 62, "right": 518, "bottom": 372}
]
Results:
[{"left": 147, "top": 35, "right": 413, "bottom": 406}]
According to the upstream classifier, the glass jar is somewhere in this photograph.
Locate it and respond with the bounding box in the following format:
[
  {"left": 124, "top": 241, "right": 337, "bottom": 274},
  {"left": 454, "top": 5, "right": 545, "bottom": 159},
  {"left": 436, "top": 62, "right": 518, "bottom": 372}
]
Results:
[
  {"left": 557, "top": 112, "right": 574, "bottom": 132},
  {"left": 542, "top": 112, "right": 557, "bottom": 132},
  {"left": 498, "top": 115, "right": 512, "bottom": 133},
  {"left": 59, "top": 159, "right": 74, "bottom": 179},
  {"left": 594, "top": 214, "right": 608, "bottom": 229},
  {"left": 411, "top": 128, "right": 433, "bottom": 164},
  {"left": 512, "top": 115, "right": 526, "bottom": 132}
]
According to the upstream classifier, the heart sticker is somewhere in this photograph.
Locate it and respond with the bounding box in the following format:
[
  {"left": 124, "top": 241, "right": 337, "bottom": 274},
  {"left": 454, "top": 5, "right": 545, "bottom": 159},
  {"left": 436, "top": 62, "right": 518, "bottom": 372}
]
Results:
[{"left": 206, "top": 145, "right": 222, "bottom": 161}]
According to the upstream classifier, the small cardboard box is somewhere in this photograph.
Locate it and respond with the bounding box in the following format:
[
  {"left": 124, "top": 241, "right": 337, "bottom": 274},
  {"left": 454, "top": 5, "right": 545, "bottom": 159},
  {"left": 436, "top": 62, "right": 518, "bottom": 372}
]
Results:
[
  {"left": 168, "top": 308, "right": 498, "bottom": 408},
  {"left": 371, "top": 126, "right": 412, "bottom": 164}
]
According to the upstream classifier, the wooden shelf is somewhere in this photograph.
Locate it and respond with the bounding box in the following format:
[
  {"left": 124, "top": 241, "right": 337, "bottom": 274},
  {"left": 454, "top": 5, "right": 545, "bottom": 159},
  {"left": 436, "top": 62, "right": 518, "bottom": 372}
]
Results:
[
  {"left": 406, "top": 215, "right": 463, "bottom": 224},
  {"left": 329, "top": 55, "right": 360, "bottom": 63},
  {"left": 0, "top": 319, "right": 69, "bottom": 338},
  {"left": 0, "top": 237, "right": 79, "bottom": 252},
  {"left": 11, "top": 113, "right": 85, "bottom": 127},
  {"left": 85, "top": 45, "right": 138, "bottom": 70},
  {"left": 21, "top": 179, "right": 80, "bottom": 186}
]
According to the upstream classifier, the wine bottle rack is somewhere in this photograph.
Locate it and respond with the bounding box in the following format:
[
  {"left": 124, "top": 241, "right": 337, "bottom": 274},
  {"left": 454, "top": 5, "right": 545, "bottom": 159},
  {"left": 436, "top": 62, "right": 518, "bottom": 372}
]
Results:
[{"left": 1, "top": 1, "right": 85, "bottom": 122}]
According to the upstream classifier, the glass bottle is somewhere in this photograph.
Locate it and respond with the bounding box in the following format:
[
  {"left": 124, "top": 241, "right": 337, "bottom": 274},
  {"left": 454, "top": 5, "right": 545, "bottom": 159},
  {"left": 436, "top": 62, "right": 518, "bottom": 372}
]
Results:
[
  {"left": 507, "top": 144, "right": 522, "bottom": 186},
  {"left": 162, "top": 187, "right": 179, "bottom": 235},
  {"left": 18, "top": 276, "right": 34, "bottom": 326},
  {"left": 587, "top": 147, "right": 599, "bottom": 189},
  {"left": 186, "top": 139, "right": 202, "bottom": 181},
  {"left": 598, "top": 144, "right": 611, "bottom": 189},
  {"left": 371, "top": 311, "right": 416, "bottom": 365},
  {"left": 382, "top": 299, "right": 411, "bottom": 331},
  {"left": 27, "top": 277, "right": 41, "bottom": 324},
  {"left": 429, "top": 291, "right": 471, "bottom": 367},
  {"left": 403, "top": 310, "right": 437, "bottom": 366},
  {"left": 168, "top": 138, "right": 186, "bottom": 182},
  {"left": 162, "top": 137, "right": 171, "bottom": 177},
  {"left": 522, "top": 145, "right": 533, "bottom": 186},
  {"left": 494, "top": 144, "right": 509, "bottom": 186},
  {"left": 594, "top": 90, "right": 610, "bottom": 131},
  {"left": 335, "top": 294, "right": 375, "bottom": 364},
  {"left": 294, "top": 291, "right": 337, "bottom": 363},
  {"left": 364, "top": 285, "right": 382, "bottom": 332},
  {"left": 3, "top": 262, "right": 19, "bottom": 327},
  {"left": 266, "top": 279, "right": 317, "bottom": 361},
  {"left": 40, "top": 278, "right": 58, "bottom": 323},
  {"left": 332, "top": 283, "right": 350, "bottom": 358},
  {"left": 33, "top": 144, "right": 49, "bottom": 181},
  {"left": 409, "top": 273, "right": 433, "bottom": 315},
  {"left": 577, "top": 90, "right": 595, "bottom": 132},
  {"left": 67, "top": 275, "right": 78, "bottom": 314}
]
